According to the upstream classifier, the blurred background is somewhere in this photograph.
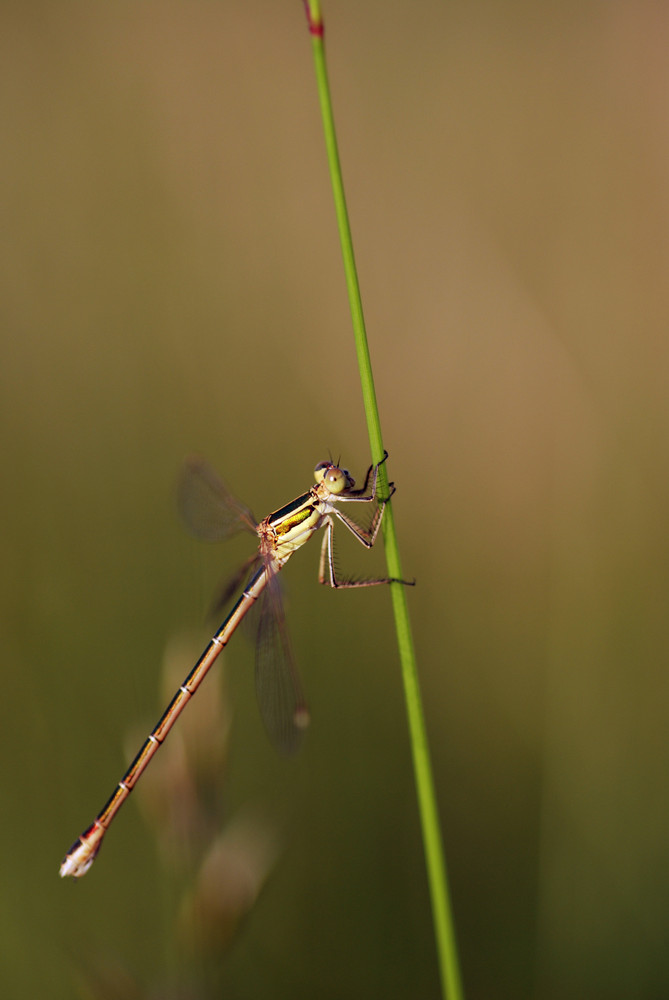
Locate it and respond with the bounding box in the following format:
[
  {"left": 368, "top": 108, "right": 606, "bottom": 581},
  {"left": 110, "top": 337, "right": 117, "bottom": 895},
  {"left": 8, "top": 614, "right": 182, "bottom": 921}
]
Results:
[{"left": 2, "top": 1, "right": 669, "bottom": 997}]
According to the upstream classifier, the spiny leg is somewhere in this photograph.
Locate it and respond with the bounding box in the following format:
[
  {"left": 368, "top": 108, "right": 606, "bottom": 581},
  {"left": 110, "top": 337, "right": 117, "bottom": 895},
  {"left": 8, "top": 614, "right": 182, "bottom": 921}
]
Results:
[
  {"left": 336, "top": 450, "right": 391, "bottom": 504},
  {"left": 329, "top": 489, "right": 392, "bottom": 548},
  {"left": 318, "top": 509, "right": 414, "bottom": 589}
]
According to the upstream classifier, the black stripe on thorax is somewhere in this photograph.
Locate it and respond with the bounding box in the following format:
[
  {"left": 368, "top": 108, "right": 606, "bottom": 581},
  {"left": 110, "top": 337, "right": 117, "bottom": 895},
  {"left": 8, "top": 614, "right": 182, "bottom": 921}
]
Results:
[{"left": 267, "top": 490, "right": 314, "bottom": 526}]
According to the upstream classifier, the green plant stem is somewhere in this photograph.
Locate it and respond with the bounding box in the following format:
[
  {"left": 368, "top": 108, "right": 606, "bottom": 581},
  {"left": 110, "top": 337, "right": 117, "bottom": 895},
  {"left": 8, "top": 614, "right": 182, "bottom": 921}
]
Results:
[{"left": 302, "top": 5, "right": 464, "bottom": 999}]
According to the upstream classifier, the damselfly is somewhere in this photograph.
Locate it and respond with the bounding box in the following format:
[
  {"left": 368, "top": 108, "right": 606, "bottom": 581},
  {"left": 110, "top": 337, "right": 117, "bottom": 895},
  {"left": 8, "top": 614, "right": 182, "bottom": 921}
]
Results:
[{"left": 60, "top": 452, "right": 412, "bottom": 878}]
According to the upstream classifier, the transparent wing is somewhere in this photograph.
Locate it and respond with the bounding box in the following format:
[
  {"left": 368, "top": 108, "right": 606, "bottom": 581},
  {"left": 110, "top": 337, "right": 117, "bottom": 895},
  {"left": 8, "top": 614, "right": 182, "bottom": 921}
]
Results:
[
  {"left": 253, "top": 567, "right": 310, "bottom": 755},
  {"left": 209, "top": 554, "right": 261, "bottom": 621},
  {"left": 178, "top": 456, "right": 257, "bottom": 541}
]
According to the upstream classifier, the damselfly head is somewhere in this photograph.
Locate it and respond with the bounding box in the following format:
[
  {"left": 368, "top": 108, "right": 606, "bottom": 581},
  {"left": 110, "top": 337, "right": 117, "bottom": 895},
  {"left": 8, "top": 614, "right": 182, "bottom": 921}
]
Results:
[{"left": 314, "top": 461, "right": 354, "bottom": 494}]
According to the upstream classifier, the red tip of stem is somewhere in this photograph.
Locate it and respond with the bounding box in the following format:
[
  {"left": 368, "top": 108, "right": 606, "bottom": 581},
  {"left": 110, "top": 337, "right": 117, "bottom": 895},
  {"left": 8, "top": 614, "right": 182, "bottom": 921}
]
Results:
[{"left": 303, "top": 1, "right": 324, "bottom": 37}]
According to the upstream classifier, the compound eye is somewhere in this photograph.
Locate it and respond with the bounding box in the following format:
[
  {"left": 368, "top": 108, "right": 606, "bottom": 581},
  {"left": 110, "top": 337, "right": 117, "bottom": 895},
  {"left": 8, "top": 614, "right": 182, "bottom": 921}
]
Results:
[
  {"left": 314, "top": 461, "right": 330, "bottom": 483},
  {"left": 323, "top": 467, "right": 348, "bottom": 495}
]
